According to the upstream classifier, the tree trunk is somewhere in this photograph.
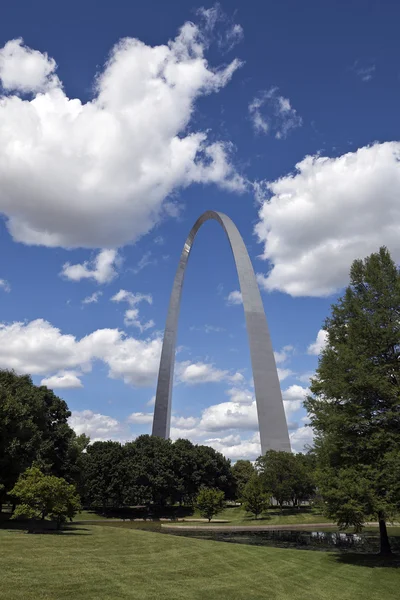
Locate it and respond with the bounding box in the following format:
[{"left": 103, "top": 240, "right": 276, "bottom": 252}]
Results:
[{"left": 378, "top": 511, "right": 392, "bottom": 555}]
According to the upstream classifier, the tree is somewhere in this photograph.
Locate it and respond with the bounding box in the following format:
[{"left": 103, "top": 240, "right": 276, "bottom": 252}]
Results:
[
  {"left": 124, "top": 435, "right": 176, "bottom": 506},
  {"left": 10, "top": 467, "right": 81, "bottom": 529},
  {"left": 0, "top": 370, "right": 81, "bottom": 508},
  {"left": 289, "top": 453, "right": 316, "bottom": 508},
  {"left": 232, "top": 460, "right": 256, "bottom": 500},
  {"left": 256, "top": 451, "right": 296, "bottom": 512},
  {"left": 305, "top": 247, "right": 400, "bottom": 555},
  {"left": 192, "top": 445, "right": 235, "bottom": 500},
  {"left": 171, "top": 439, "right": 199, "bottom": 505},
  {"left": 82, "top": 441, "right": 127, "bottom": 511},
  {"left": 196, "top": 488, "right": 225, "bottom": 522},
  {"left": 241, "top": 475, "right": 270, "bottom": 519}
]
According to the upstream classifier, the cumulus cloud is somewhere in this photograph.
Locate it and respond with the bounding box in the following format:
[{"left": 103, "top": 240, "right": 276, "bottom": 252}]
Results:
[
  {"left": 168, "top": 381, "right": 311, "bottom": 458},
  {"left": 226, "top": 290, "right": 242, "bottom": 305},
  {"left": 127, "top": 412, "right": 153, "bottom": 425},
  {"left": 0, "top": 318, "right": 162, "bottom": 387},
  {"left": 175, "top": 361, "right": 244, "bottom": 386},
  {"left": 41, "top": 371, "right": 83, "bottom": 389},
  {"left": 0, "top": 279, "right": 11, "bottom": 292},
  {"left": 61, "top": 249, "right": 120, "bottom": 284},
  {"left": 111, "top": 289, "right": 154, "bottom": 332},
  {"left": 82, "top": 291, "right": 103, "bottom": 304},
  {"left": 0, "top": 38, "right": 59, "bottom": 93},
  {"left": 225, "top": 387, "right": 254, "bottom": 404},
  {"left": 255, "top": 142, "right": 400, "bottom": 297},
  {"left": 176, "top": 361, "right": 229, "bottom": 385},
  {"left": 307, "top": 329, "right": 328, "bottom": 356},
  {"left": 0, "top": 25, "right": 244, "bottom": 249},
  {"left": 249, "top": 87, "right": 302, "bottom": 139},
  {"left": 69, "top": 410, "right": 127, "bottom": 442}
]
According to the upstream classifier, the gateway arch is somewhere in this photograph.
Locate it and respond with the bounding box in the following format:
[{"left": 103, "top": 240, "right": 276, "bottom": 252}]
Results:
[{"left": 152, "top": 211, "right": 290, "bottom": 455}]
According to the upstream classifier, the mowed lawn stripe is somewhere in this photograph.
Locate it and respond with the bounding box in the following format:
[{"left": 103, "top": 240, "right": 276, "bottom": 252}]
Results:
[{"left": 0, "top": 525, "right": 398, "bottom": 600}]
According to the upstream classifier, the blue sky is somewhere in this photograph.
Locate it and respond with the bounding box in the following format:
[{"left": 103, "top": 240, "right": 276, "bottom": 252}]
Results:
[{"left": 1, "top": 0, "right": 399, "bottom": 459}]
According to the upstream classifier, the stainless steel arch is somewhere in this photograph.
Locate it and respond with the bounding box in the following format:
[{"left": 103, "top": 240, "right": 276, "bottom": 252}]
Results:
[{"left": 152, "top": 210, "right": 291, "bottom": 455}]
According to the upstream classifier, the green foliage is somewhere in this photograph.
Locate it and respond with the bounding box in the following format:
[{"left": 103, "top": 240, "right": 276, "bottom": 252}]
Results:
[
  {"left": 241, "top": 474, "right": 270, "bottom": 519},
  {"left": 196, "top": 488, "right": 225, "bottom": 522},
  {"left": 305, "top": 247, "right": 400, "bottom": 554},
  {"left": 232, "top": 459, "right": 256, "bottom": 499},
  {"left": 124, "top": 436, "right": 176, "bottom": 506},
  {"left": 82, "top": 441, "right": 127, "bottom": 510},
  {"left": 0, "top": 370, "right": 84, "bottom": 504},
  {"left": 10, "top": 467, "right": 81, "bottom": 529},
  {"left": 81, "top": 435, "right": 235, "bottom": 509},
  {"left": 256, "top": 451, "right": 315, "bottom": 511}
]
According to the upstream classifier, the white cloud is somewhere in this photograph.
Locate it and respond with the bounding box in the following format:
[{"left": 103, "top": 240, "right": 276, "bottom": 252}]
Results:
[
  {"left": 147, "top": 395, "right": 156, "bottom": 407},
  {"left": 290, "top": 425, "right": 314, "bottom": 453},
  {"left": 307, "top": 329, "right": 328, "bottom": 356},
  {"left": 0, "top": 279, "right": 11, "bottom": 292},
  {"left": 82, "top": 291, "right": 103, "bottom": 304},
  {"left": 171, "top": 415, "right": 198, "bottom": 429},
  {"left": 41, "top": 371, "right": 83, "bottom": 389},
  {"left": 133, "top": 251, "right": 157, "bottom": 274},
  {"left": 176, "top": 361, "right": 229, "bottom": 385},
  {"left": 111, "top": 289, "right": 154, "bottom": 332},
  {"left": 226, "top": 290, "right": 242, "bottom": 305},
  {"left": 62, "top": 250, "right": 120, "bottom": 284},
  {"left": 274, "top": 345, "right": 294, "bottom": 364},
  {"left": 127, "top": 412, "right": 153, "bottom": 425},
  {"left": 255, "top": 142, "right": 400, "bottom": 297},
  {"left": 352, "top": 60, "right": 375, "bottom": 82},
  {"left": 277, "top": 368, "right": 292, "bottom": 382},
  {"left": 69, "top": 410, "right": 127, "bottom": 442},
  {"left": 197, "top": 5, "right": 244, "bottom": 52},
  {"left": 249, "top": 87, "right": 302, "bottom": 139},
  {"left": 0, "top": 26, "right": 244, "bottom": 249},
  {"left": 0, "top": 38, "right": 59, "bottom": 93},
  {"left": 226, "top": 387, "right": 254, "bottom": 404},
  {"left": 0, "top": 318, "right": 162, "bottom": 387},
  {"left": 205, "top": 432, "right": 261, "bottom": 461}
]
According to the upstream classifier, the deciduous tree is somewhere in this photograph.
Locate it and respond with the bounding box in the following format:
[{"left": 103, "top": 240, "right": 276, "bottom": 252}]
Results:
[
  {"left": 10, "top": 467, "right": 81, "bottom": 529},
  {"left": 196, "top": 488, "right": 225, "bottom": 522},
  {"left": 241, "top": 475, "right": 269, "bottom": 519}
]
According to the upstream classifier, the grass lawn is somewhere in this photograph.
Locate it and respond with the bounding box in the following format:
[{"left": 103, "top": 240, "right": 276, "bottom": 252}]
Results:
[
  {"left": 174, "top": 505, "right": 332, "bottom": 526},
  {"left": 77, "top": 505, "right": 332, "bottom": 525},
  {"left": 0, "top": 524, "right": 399, "bottom": 600}
]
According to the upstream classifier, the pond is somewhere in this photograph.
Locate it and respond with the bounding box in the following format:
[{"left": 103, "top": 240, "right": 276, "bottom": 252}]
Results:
[{"left": 162, "top": 527, "right": 400, "bottom": 554}]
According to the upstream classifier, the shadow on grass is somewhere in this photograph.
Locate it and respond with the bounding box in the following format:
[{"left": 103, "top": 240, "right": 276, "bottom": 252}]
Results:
[
  {"left": 0, "top": 515, "right": 91, "bottom": 535},
  {"left": 333, "top": 553, "right": 400, "bottom": 569}
]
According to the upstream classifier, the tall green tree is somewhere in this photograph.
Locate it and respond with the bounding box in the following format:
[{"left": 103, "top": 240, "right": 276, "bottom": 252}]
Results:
[
  {"left": 305, "top": 247, "right": 400, "bottom": 555},
  {"left": 232, "top": 460, "right": 256, "bottom": 500},
  {"left": 193, "top": 445, "right": 235, "bottom": 499},
  {"left": 0, "top": 370, "right": 80, "bottom": 507},
  {"left": 241, "top": 474, "right": 270, "bottom": 519},
  {"left": 124, "top": 435, "right": 176, "bottom": 506},
  {"left": 171, "top": 439, "right": 199, "bottom": 505},
  {"left": 256, "top": 451, "right": 296, "bottom": 512},
  {"left": 82, "top": 441, "right": 127, "bottom": 511}
]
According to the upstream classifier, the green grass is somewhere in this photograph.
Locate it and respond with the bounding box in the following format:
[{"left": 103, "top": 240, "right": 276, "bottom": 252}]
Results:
[
  {"left": 0, "top": 524, "right": 399, "bottom": 600},
  {"left": 173, "top": 504, "right": 332, "bottom": 526}
]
